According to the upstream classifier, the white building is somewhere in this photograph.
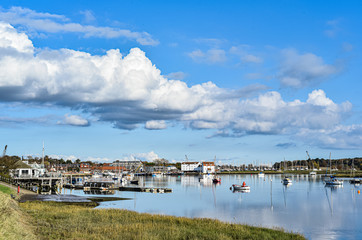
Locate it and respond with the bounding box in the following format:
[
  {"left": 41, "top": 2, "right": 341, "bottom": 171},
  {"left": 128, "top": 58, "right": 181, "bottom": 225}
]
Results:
[
  {"left": 181, "top": 162, "right": 200, "bottom": 172},
  {"left": 11, "top": 160, "right": 45, "bottom": 178},
  {"left": 201, "top": 162, "right": 215, "bottom": 174}
]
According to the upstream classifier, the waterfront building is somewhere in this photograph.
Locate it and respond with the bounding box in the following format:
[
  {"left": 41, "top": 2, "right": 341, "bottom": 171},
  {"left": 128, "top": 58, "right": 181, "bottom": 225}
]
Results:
[
  {"left": 11, "top": 160, "right": 46, "bottom": 178},
  {"left": 181, "top": 162, "right": 200, "bottom": 172},
  {"left": 201, "top": 162, "right": 215, "bottom": 174}
]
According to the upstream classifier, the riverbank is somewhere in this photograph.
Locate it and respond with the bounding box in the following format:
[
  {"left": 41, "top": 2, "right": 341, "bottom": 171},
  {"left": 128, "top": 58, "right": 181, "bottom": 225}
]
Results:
[
  {"left": 20, "top": 200, "right": 305, "bottom": 240},
  {"left": 0, "top": 186, "right": 37, "bottom": 240},
  {"left": 0, "top": 184, "right": 305, "bottom": 240}
]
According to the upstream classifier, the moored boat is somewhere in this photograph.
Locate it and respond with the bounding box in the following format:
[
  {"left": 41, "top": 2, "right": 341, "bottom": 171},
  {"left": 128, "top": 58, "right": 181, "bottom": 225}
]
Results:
[
  {"left": 282, "top": 176, "right": 292, "bottom": 185},
  {"left": 350, "top": 178, "right": 361, "bottom": 184},
  {"left": 212, "top": 175, "right": 221, "bottom": 183},
  {"left": 83, "top": 178, "right": 114, "bottom": 192},
  {"left": 232, "top": 182, "right": 250, "bottom": 191},
  {"left": 325, "top": 176, "right": 343, "bottom": 186}
]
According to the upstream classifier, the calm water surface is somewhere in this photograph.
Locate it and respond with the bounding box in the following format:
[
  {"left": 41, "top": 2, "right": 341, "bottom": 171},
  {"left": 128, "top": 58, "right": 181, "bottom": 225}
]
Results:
[{"left": 65, "top": 174, "right": 362, "bottom": 240}]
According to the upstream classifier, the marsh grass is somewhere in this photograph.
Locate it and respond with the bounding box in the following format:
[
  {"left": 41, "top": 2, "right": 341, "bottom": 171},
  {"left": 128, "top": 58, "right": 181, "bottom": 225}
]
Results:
[
  {"left": 0, "top": 192, "right": 36, "bottom": 240},
  {"left": 20, "top": 201, "right": 305, "bottom": 240}
]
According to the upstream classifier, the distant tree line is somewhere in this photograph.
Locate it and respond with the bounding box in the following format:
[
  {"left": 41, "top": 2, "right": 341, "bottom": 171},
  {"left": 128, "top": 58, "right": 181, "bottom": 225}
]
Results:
[
  {"left": 273, "top": 158, "right": 362, "bottom": 171},
  {"left": 0, "top": 155, "right": 180, "bottom": 176}
]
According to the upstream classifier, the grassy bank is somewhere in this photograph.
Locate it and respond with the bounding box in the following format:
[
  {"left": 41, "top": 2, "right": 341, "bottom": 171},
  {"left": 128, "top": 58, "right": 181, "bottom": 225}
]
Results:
[
  {"left": 19, "top": 200, "right": 305, "bottom": 240},
  {"left": 0, "top": 191, "right": 36, "bottom": 240},
  {"left": 0, "top": 184, "right": 15, "bottom": 195}
]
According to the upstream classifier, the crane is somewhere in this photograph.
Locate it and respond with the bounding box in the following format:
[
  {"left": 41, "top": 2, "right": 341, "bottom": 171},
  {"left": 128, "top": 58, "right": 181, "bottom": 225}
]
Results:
[
  {"left": 306, "top": 151, "right": 311, "bottom": 160},
  {"left": 134, "top": 159, "right": 144, "bottom": 173},
  {"left": 185, "top": 155, "right": 189, "bottom": 162},
  {"left": 2, "top": 145, "right": 7, "bottom": 157},
  {"left": 306, "top": 151, "right": 312, "bottom": 170}
]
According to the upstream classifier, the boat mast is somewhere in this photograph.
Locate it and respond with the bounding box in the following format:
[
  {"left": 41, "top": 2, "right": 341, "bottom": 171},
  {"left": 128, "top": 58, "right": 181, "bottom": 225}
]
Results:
[
  {"left": 329, "top": 153, "right": 332, "bottom": 175},
  {"left": 42, "top": 141, "right": 45, "bottom": 168}
]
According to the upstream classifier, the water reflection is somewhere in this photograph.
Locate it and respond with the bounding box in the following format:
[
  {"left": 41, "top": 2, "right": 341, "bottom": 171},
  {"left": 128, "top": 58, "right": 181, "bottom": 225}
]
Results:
[{"left": 65, "top": 174, "right": 361, "bottom": 240}]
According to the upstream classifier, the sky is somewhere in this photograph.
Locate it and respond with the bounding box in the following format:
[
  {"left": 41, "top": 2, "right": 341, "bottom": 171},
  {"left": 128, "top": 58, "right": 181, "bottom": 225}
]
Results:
[{"left": 0, "top": 0, "right": 361, "bottom": 165}]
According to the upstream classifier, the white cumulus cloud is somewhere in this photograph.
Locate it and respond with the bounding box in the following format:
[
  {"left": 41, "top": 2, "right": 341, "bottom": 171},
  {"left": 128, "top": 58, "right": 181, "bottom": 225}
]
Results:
[
  {"left": 119, "top": 151, "right": 160, "bottom": 162},
  {"left": 145, "top": 120, "right": 167, "bottom": 130},
  {"left": 58, "top": 114, "right": 89, "bottom": 127},
  {"left": 0, "top": 22, "right": 358, "bottom": 149}
]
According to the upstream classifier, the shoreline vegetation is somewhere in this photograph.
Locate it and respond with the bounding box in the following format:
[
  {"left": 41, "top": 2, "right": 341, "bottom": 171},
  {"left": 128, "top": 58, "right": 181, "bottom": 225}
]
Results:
[
  {"left": 0, "top": 184, "right": 305, "bottom": 240},
  {"left": 216, "top": 170, "right": 362, "bottom": 177}
]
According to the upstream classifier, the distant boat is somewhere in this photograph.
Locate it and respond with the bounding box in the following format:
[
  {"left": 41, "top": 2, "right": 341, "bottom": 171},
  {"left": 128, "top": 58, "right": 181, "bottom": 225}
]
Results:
[
  {"left": 324, "top": 153, "right": 343, "bottom": 186},
  {"left": 232, "top": 182, "right": 250, "bottom": 192},
  {"left": 309, "top": 171, "right": 317, "bottom": 176},
  {"left": 350, "top": 178, "right": 361, "bottom": 184},
  {"left": 258, "top": 172, "right": 265, "bottom": 177},
  {"left": 349, "top": 159, "right": 360, "bottom": 184},
  {"left": 282, "top": 176, "right": 292, "bottom": 185},
  {"left": 325, "top": 176, "right": 343, "bottom": 186},
  {"left": 212, "top": 175, "right": 221, "bottom": 183}
]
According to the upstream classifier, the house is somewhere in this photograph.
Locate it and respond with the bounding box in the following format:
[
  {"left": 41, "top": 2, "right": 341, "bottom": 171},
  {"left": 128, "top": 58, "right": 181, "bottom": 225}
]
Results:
[
  {"left": 201, "top": 162, "right": 215, "bottom": 174},
  {"left": 92, "top": 163, "right": 126, "bottom": 173},
  {"left": 181, "top": 162, "right": 200, "bottom": 172},
  {"left": 11, "top": 160, "right": 44, "bottom": 178},
  {"left": 80, "top": 163, "right": 91, "bottom": 173},
  {"left": 167, "top": 165, "right": 178, "bottom": 172}
]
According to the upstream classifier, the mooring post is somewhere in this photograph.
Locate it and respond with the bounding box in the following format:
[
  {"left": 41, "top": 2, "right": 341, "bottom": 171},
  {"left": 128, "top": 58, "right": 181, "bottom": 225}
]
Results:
[{"left": 50, "top": 178, "right": 52, "bottom": 194}]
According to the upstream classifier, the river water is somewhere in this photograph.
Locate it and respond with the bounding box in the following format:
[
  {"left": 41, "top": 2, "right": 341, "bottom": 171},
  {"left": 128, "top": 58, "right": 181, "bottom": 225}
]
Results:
[{"left": 64, "top": 174, "right": 362, "bottom": 240}]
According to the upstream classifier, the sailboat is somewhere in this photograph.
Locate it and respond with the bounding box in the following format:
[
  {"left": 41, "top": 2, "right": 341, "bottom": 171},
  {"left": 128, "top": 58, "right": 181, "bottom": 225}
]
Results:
[
  {"left": 325, "top": 153, "right": 343, "bottom": 186},
  {"left": 282, "top": 176, "right": 292, "bottom": 185},
  {"left": 307, "top": 151, "right": 317, "bottom": 176},
  {"left": 282, "top": 158, "right": 292, "bottom": 185},
  {"left": 349, "top": 159, "right": 361, "bottom": 184}
]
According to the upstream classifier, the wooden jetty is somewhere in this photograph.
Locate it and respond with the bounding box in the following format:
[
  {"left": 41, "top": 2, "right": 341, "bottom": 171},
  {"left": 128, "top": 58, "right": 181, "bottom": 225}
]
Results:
[
  {"left": 118, "top": 186, "right": 172, "bottom": 193},
  {"left": 0, "top": 174, "right": 62, "bottom": 194}
]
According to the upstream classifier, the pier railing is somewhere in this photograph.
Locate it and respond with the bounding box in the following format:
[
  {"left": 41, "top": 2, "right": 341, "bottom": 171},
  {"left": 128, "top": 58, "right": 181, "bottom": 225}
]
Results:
[{"left": 0, "top": 174, "right": 17, "bottom": 185}]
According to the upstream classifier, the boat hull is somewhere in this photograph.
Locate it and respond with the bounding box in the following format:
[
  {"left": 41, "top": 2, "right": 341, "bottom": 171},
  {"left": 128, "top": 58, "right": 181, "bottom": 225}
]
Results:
[{"left": 232, "top": 184, "right": 250, "bottom": 191}]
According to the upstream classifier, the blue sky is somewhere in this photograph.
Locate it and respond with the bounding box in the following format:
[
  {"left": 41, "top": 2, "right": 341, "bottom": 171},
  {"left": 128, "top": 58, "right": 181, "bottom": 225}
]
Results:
[{"left": 0, "top": 0, "right": 361, "bottom": 164}]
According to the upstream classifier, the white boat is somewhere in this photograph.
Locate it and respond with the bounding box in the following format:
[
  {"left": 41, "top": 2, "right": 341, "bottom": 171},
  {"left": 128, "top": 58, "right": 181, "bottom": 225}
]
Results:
[
  {"left": 309, "top": 171, "right": 317, "bottom": 176},
  {"left": 232, "top": 182, "right": 250, "bottom": 191},
  {"left": 282, "top": 176, "right": 292, "bottom": 185},
  {"left": 325, "top": 176, "right": 343, "bottom": 186},
  {"left": 258, "top": 172, "right": 265, "bottom": 177},
  {"left": 323, "top": 153, "right": 343, "bottom": 186}
]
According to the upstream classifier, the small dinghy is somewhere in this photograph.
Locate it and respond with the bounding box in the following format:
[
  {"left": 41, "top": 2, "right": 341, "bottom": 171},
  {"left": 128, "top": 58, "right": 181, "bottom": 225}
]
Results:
[{"left": 231, "top": 182, "right": 250, "bottom": 192}]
